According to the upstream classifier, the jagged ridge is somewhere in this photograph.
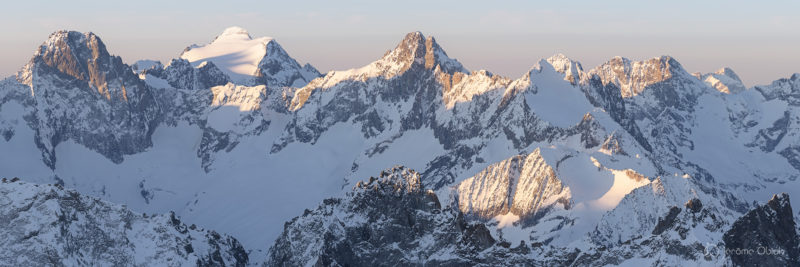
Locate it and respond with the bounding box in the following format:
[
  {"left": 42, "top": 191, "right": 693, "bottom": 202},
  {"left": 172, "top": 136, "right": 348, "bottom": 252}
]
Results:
[{"left": 0, "top": 178, "right": 248, "bottom": 266}]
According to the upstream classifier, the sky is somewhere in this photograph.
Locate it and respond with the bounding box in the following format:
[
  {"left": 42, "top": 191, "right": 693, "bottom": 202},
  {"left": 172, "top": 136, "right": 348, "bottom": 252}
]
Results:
[{"left": 1, "top": 0, "right": 798, "bottom": 86}]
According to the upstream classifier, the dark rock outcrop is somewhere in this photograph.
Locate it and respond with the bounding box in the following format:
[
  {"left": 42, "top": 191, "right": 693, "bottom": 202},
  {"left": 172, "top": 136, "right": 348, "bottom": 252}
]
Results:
[
  {"left": 267, "top": 166, "right": 533, "bottom": 266},
  {"left": 723, "top": 193, "right": 800, "bottom": 266},
  {"left": 144, "top": 58, "right": 231, "bottom": 90},
  {"left": 653, "top": 206, "right": 682, "bottom": 235}
]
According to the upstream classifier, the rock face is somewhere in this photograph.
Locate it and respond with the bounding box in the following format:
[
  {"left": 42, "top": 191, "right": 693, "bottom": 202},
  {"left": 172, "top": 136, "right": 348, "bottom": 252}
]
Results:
[
  {"left": 267, "top": 166, "right": 530, "bottom": 266},
  {"left": 254, "top": 40, "right": 321, "bottom": 88},
  {"left": 456, "top": 148, "right": 570, "bottom": 222},
  {"left": 142, "top": 58, "right": 231, "bottom": 90},
  {"left": 723, "top": 193, "right": 800, "bottom": 266},
  {"left": 755, "top": 73, "right": 800, "bottom": 104},
  {"left": 0, "top": 178, "right": 248, "bottom": 266},
  {"left": 587, "top": 56, "right": 686, "bottom": 98},
  {"left": 15, "top": 30, "right": 162, "bottom": 167}
]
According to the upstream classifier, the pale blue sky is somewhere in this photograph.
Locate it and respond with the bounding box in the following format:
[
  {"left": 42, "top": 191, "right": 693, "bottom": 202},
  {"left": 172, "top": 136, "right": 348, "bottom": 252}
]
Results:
[{"left": 2, "top": 0, "right": 798, "bottom": 86}]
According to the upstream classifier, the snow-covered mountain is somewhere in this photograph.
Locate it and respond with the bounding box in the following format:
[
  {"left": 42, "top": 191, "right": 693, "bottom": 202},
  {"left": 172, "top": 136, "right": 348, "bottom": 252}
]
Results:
[
  {"left": 0, "top": 178, "right": 248, "bottom": 266},
  {"left": 179, "top": 26, "right": 320, "bottom": 87},
  {"left": 12, "top": 30, "right": 162, "bottom": 168},
  {"left": 1, "top": 28, "right": 799, "bottom": 265},
  {"left": 267, "top": 166, "right": 797, "bottom": 266},
  {"left": 267, "top": 166, "right": 523, "bottom": 266}
]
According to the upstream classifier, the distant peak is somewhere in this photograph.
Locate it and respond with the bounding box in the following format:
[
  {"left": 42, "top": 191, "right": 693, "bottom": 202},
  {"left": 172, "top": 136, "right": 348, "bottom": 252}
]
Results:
[
  {"left": 604, "top": 55, "right": 680, "bottom": 67},
  {"left": 387, "top": 31, "right": 427, "bottom": 58},
  {"left": 378, "top": 31, "right": 466, "bottom": 75},
  {"left": 714, "top": 67, "right": 742, "bottom": 83},
  {"left": 20, "top": 29, "right": 147, "bottom": 103},
  {"left": 217, "top": 26, "right": 252, "bottom": 40},
  {"left": 545, "top": 53, "right": 584, "bottom": 83},
  {"left": 696, "top": 67, "right": 746, "bottom": 94},
  {"left": 40, "top": 30, "right": 106, "bottom": 55},
  {"left": 45, "top": 30, "right": 82, "bottom": 43},
  {"left": 182, "top": 27, "right": 302, "bottom": 86},
  {"left": 26, "top": 30, "right": 114, "bottom": 84},
  {"left": 546, "top": 53, "right": 573, "bottom": 63},
  {"left": 597, "top": 55, "right": 685, "bottom": 75},
  {"left": 589, "top": 55, "right": 691, "bottom": 98},
  {"left": 652, "top": 55, "right": 681, "bottom": 67},
  {"left": 402, "top": 31, "right": 425, "bottom": 43}
]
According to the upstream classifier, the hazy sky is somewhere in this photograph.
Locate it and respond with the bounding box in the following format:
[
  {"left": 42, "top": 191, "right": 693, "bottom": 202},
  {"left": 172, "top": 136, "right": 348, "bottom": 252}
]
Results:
[{"left": 2, "top": 0, "right": 798, "bottom": 86}]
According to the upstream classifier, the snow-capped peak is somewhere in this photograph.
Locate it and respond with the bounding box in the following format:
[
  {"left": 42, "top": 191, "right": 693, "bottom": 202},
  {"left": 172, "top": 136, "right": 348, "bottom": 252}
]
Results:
[
  {"left": 217, "top": 26, "right": 253, "bottom": 40},
  {"left": 693, "top": 67, "right": 746, "bottom": 94},
  {"left": 545, "top": 53, "right": 584, "bottom": 84},
  {"left": 380, "top": 31, "right": 467, "bottom": 75},
  {"left": 296, "top": 31, "right": 466, "bottom": 92},
  {"left": 179, "top": 27, "right": 319, "bottom": 87},
  {"left": 715, "top": 67, "right": 742, "bottom": 82},
  {"left": 180, "top": 27, "right": 274, "bottom": 84}
]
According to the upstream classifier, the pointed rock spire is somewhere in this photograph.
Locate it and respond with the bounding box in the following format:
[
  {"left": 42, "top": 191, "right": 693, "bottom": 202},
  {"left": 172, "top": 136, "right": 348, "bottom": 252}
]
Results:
[{"left": 378, "top": 31, "right": 467, "bottom": 76}]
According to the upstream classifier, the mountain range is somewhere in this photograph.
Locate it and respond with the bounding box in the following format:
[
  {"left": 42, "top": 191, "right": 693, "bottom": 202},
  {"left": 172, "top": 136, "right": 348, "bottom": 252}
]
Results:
[{"left": 1, "top": 26, "right": 799, "bottom": 266}]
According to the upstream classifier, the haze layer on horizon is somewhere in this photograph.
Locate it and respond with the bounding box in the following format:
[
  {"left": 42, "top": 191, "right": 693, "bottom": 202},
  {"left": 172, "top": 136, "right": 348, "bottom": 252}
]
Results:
[{"left": 1, "top": 0, "right": 798, "bottom": 86}]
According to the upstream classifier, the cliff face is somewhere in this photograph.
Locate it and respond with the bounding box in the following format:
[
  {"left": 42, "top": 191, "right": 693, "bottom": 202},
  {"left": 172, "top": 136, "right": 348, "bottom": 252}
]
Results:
[
  {"left": 724, "top": 193, "right": 800, "bottom": 266},
  {"left": 16, "top": 30, "right": 162, "bottom": 168},
  {"left": 456, "top": 148, "right": 569, "bottom": 222},
  {"left": 267, "top": 166, "right": 534, "bottom": 266}
]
